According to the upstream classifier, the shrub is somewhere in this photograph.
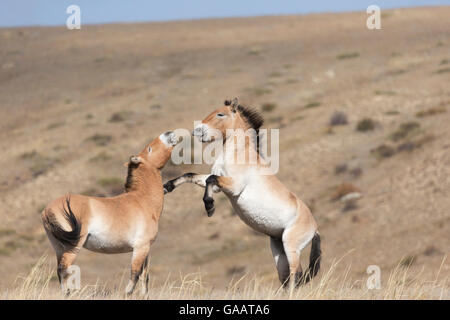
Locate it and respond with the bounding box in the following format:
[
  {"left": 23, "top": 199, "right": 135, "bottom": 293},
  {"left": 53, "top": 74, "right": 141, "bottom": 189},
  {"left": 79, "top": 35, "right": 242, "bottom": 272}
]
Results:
[
  {"left": 19, "top": 151, "right": 56, "bottom": 177},
  {"left": 390, "top": 122, "right": 420, "bottom": 142},
  {"left": 329, "top": 112, "right": 348, "bottom": 126},
  {"left": 435, "top": 67, "right": 450, "bottom": 74},
  {"left": 342, "top": 200, "right": 358, "bottom": 212},
  {"left": 385, "top": 110, "right": 400, "bottom": 116},
  {"left": 226, "top": 266, "right": 246, "bottom": 276},
  {"left": 252, "top": 87, "right": 272, "bottom": 96},
  {"left": 356, "top": 118, "right": 376, "bottom": 132},
  {"left": 20, "top": 150, "right": 38, "bottom": 160},
  {"left": 30, "top": 159, "right": 53, "bottom": 177},
  {"left": 415, "top": 107, "right": 446, "bottom": 118},
  {"left": 337, "top": 52, "right": 359, "bottom": 60},
  {"left": 261, "top": 103, "right": 277, "bottom": 112},
  {"left": 374, "top": 90, "right": 396, "bottom": 96},
  {"left": 397, "top": 134, "right": 435, "bottom": 152},
  {"left": 269, "top": 72, "right": 282, "bottom": 78},
  {"left": 86, "top": 134, "right": 113, "bottom": 146},
  {"left": 109, "top": 111, "right": 133, "bottom": 122},
  {"left": 334, "top": 164, "right": 348, "bottom": 174},
  {"left": 350, "top": 167, "right": 363, "bottom": 178},
  {"left": 248, "top": 49, "right": 261, "bottom": 56},
  {"left": 371, "top": 144, "right": 396, "bottom": 158},
  {"left": 47, "top": 121, "right": 65, "bottom": 130},
  {"left": 386, "top": 69, "right": 407, "bottom": 76},
  {"left": 0, "top": 229, "right": 16, "bottom": 237},
  {"left": 423, "top": 246, "right": 439, "bottom": 256},
  {"left": 304, "top": 102, "right": 321, "bottom": 109}
]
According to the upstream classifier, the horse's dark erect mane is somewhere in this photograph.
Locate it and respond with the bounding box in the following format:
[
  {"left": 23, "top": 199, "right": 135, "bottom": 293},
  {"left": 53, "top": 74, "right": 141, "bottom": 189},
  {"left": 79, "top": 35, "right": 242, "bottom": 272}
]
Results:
[
  {"left": 125, "top": 162, "right": 139, "bottom": 192},
  {"left": 224, "top": 99, "right": 264, "bottom": 130},
  {"left": 224, "top": 99, "right": 264, "bottom": 155}
]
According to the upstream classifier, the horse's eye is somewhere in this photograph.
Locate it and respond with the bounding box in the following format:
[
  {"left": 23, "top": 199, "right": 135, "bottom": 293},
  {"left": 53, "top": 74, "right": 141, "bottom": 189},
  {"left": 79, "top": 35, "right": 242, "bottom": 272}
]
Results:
[{"left": 217, "top": 113, "right": 226, "bottom": 118}]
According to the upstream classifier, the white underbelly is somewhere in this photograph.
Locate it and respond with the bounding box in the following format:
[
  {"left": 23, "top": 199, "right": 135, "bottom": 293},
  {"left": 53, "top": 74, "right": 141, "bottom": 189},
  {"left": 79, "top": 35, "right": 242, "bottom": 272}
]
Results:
[
  {"left": 83, "top": 216, "right": 136, "bottom": 254},
  {"left": 83, "top": 233, "right": 133, "bottom": 254},
  {"left": 229, "top": 186, "right": 296, "bottom": 238}
]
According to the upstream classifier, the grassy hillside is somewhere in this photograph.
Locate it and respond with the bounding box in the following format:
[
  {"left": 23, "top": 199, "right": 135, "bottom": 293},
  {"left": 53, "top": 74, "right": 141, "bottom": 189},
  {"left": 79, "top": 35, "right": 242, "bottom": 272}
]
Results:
[{"left": 0, "top": 7, "right": 449, "bottom": 297}]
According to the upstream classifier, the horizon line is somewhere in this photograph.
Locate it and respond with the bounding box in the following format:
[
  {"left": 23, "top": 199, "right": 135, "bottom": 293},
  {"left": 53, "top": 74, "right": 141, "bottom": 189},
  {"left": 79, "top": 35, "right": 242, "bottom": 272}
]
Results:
[{"left": 0, "top": 4, "right": 445, "bottom": 29}]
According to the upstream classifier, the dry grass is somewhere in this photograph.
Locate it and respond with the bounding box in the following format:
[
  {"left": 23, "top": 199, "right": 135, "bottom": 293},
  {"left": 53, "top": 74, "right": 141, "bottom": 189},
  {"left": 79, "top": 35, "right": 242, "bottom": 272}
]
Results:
[{"left": 2, "top": 255, "right": 448, "bottom": 300}]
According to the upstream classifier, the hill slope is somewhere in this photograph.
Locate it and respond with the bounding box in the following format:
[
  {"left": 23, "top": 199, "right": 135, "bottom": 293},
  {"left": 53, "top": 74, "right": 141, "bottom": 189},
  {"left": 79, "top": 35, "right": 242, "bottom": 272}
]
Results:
[{"left": 0, "top": 7, "right": 449, "bottom": 290}]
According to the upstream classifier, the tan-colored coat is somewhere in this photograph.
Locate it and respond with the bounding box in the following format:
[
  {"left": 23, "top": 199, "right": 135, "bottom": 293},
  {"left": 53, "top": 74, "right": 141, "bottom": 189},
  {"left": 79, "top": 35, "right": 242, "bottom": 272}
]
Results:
[
  {"left": 164, "top": 99, "right": 321, "bottom": 288},
  {"left": 42, "top": 131, "right": 178, "bottom": 295}
]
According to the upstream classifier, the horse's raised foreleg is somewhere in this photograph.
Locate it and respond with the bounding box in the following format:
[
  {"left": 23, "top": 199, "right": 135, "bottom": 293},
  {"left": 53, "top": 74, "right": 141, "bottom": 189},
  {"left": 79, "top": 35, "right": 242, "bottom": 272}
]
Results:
[
  {"left": 164, "top": 173, "right": 209, "bottom": 194},
  {"left": 203, "top": 175, "right": 234, "bottom": 217},
  {"left": 125, "top": 244, "right": 150, "bottom": 296}
]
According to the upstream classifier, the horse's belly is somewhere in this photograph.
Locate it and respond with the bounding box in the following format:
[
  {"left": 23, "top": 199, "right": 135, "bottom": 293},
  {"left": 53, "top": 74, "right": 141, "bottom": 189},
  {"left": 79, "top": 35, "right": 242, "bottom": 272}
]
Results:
[
  {"left": 84, "top": 233, "right": 133, "bottom": 254},
  {"left": 231, "top": 189, "right": 295, "bottom": 237},
  {"left": 83, "top": 217, "right": 135, "bottom": 254}
]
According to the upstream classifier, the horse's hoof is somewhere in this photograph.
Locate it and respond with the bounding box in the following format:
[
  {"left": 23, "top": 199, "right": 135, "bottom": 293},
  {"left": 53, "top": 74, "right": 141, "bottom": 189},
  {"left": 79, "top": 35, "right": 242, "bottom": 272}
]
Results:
[
  {"left": 163, "top": 181, "right": 175, "bottom": 194},
  {"left": 207, "top": 207, "right": 215, "bottom": 217},
  {"left": 203, "top": 197, "right": 215, "bottom": 217}
]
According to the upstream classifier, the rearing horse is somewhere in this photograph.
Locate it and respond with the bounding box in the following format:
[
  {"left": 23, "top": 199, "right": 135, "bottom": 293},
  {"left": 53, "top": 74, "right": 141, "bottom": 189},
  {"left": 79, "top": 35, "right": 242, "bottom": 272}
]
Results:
[{"left": 164, "top": 99, "right": 321, "bottom": 287}]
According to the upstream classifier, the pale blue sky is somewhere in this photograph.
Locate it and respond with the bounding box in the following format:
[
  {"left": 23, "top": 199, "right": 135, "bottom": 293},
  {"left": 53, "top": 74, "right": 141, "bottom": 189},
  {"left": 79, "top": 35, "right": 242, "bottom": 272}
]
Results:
[{"left": 0, "top": 0, "right": 449, "bottom": 27}]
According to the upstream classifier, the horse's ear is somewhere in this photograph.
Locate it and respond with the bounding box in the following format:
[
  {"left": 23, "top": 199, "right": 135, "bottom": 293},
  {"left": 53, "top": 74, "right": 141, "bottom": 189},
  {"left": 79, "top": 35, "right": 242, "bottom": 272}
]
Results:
[
  {"left": 226, "top": 97, "right": 239, "bottom": 113},
  {"left": 130, "top": 155, "right": 143, "bottom": 165}
]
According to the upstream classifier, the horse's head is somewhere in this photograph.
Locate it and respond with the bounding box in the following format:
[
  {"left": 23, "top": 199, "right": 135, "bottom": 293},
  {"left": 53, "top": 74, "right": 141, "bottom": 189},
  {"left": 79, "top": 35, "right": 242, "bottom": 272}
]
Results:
[
  {"left": 127, "top": 131, "right": 178, "bottom": 170},
  {"left": 193, "top": 98, "right": 264, "bottom": 142}
]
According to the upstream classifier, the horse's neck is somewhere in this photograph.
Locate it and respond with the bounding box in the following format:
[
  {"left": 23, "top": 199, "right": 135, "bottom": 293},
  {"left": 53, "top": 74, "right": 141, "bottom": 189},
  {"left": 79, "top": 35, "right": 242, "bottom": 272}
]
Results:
[
  {"left": 212, "top": 138, "right": 259, "bottom": 176},
  {"left": 127, "top": 168, "right": 161, "bottom": 196}
]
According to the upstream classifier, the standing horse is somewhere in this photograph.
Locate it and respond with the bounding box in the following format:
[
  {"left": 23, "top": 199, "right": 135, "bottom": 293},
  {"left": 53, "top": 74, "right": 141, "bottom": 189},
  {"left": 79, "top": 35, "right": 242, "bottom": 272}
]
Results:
[
  {"left": 41, "top": 131, "right": 178, "bottom": 295},
  {"left": 164, "top": 99, "right": 321, "bottom": 287}
]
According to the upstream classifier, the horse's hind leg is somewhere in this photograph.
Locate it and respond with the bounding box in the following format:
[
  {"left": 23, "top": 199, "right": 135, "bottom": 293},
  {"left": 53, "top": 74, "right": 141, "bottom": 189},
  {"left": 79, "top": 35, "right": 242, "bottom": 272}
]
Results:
[
  {"left": 282, "top": 225, "right": 315, "bottom": 288},
  {"left": 48, "top": 231, "right": 85, "bottom": 294},
  {"left": 270, "top": 237, "right": 290, "bottom": 287},
  {"left": 125, "top": 244, "right": 150, "bottom": 296},
  {"left": 58, "top": 251, "right": 77, "bottom": 293},
  {"left": 57, "top": 244, "right": 85, "bottom": 295},
  {"left": 140, "top": 256, "right": 150, "bottom": 296}
]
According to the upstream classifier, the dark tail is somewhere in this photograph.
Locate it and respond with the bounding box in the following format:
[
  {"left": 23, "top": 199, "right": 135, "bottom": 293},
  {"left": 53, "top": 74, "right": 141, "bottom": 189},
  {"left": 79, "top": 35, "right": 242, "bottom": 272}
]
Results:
[
  {"left": 303, "top": 232, "right": 321, "bottom": 284},
  {"left": 44, "top": 197, "right": 81, "bottom": 248}
]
